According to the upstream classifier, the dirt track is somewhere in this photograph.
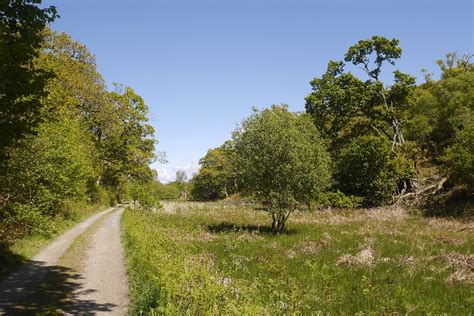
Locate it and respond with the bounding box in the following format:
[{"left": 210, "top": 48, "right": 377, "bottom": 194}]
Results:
[{"left": 0, "top": 206, "right": 129, "bottom": 315}]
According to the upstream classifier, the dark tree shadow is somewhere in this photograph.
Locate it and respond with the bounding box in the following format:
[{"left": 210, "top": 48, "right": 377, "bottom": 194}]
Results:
[
  {"left": 0, "top": 259, "right": 116, "bottom": 314},
  {"left": 206, "top": 222, "right": 297, "bottom": 235},
  {"left": 0, "top": 243, "right": 27, "bottom": 279},
  {"left": 422, "top": 188, "right": 474, "bottom": 219}
]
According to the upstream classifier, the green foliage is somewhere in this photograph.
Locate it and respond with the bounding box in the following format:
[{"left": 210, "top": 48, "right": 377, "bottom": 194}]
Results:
[
  {"left": 3, "top": 119, "right": 95, "bottom": 220},
  {"left": 191, "top": 143, "right": 237, "bottom": 201},
  {"left": 404, "top": 53, "right": 473, "bottom": 205},
  {"left": 153, "top": 182, "right": 181, "bottom": 200},
  {"left": 344, "top": 36, "right": 401, "bottom": 80},
  {"left": 305, "top": 61, "right": 371, "bottom": 146},
  {"left": 35, "top": 29, "right": 109, "bottom": 124},
  {"left": 130, "top": 182, "right": 160, "bottom": 211},
  {"left": 306, "top": 36, "right": 417, "bottom": 205},
  {"left": 306, "top": 36, "right": 415, "bottom": 149},
  {"left": 441, "top": 120, "right": 474, "bottom": 191},
  {"left": 233, "top": 105, "right": 331, "bottom": 232},
  {"left": 88, "top": 185, "right": 116, "bottom": 206},
  {"left": 101, "top": 85, "right": 157, "bottom": 192},
  {"left": 406, "top": 54, "right": 473, "bottom": 156},
  {"left": 0, "top": 24, "right": 158, "bottom": 240},
  {"left": 337, "top": 135, "right": 413, "bottom": 206},
  {"left": 0, "top": 0, "right": 58, "bottom": 162},
  {"left": 35, "top": 30, "right": 157, "bottom": 200},
  {"left": 4, "top": 203, "right": 52, "bottom": 236},
  {"left": 316, "top": 191, "right": 363, "bottom": 209}
]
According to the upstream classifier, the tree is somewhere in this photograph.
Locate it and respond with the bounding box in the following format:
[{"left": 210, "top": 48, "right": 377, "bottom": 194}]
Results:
[
  {"left": 233, "top": 105, "right": 331, "bottom": 233},
  {"left": 176, "top": 170, "right": 187, "bottom": 184},
  {"left": 34, "top": 30, "right": 123, "bottom": 189},
  {"left": 34, "top": 29, "right": 110, "bottom": 126},
  {"left": 406, "top": 53, "right": 473, "bottom": 156},
  {"left": 190, "top": 143, "right": 237, "bottom": 201},
  {"left": 0, "top": 0, "right": 58, "bottom": 163},
  {"left": 152, "top": 181, "right": 181, "bottom": 200},
  {"left": 306, "top": 36, "right": 416, "bottom": 151},
  {"left": 130, "top": 182, "right": 159, "bottom": 211},
  {"left": 100, "top": 85, "right": 157, "bottom": 197},
  {"left": 3, "top": 118, "right": 95, "bottom": 234},
  {"left": 305, "top": 36, "right": 416, "bottom": 203},
  {"left": 174, "top": 170, "right": 188, "bottom": 199}
]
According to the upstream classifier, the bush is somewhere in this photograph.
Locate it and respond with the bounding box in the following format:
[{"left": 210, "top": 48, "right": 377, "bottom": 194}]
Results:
[
  {"left": 336, "top": 135, "right": 413, "bottom": 206},
  {"left": 154, "top": 182, "right": 181, "bottom": 200},
  {"left": 88, "top": 184, "right": 114, "bottom": 206},
  {"left": 316, "top": 191, "right": 363, "bottom": 209},
  {"left": 2, "top": 119, "right": 96, "bottom": 235},
  {"left": 130, "top": 182, "right": 161, "bottom": 211},
  {"left": 3, "top": 203, "right": 52, "bottom": 237},
  {"left": 441, "top": 120, "right": 474, "bottom": 192}
]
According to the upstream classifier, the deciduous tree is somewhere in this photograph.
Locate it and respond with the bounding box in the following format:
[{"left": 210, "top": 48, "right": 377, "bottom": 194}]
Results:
[
  {"left": 0, "top": 0, "right": 57, "bottom": 165},
  {"left": 233, "top": 105, "right": 331, "bottom": 233}
]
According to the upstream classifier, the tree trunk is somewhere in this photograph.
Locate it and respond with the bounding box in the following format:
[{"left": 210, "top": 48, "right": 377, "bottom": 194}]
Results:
[
  {"left": 272, "top": 210, "right": 292, "bottom": 234},
  {"left": 271, "top": 213, "right": 277, "bottom": 232}
]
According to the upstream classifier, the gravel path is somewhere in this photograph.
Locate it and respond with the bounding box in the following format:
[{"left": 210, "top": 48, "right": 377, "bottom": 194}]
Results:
[
  {"left": 0, "top": 206, "right": 129, "bottom": 315},
  {"left": 73, "top": 207, "right": 128, "bottom": 315}
]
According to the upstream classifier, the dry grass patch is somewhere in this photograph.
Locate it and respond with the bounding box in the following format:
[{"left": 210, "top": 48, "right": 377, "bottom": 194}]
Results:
[
  {"left": 427, "top": 218, "right": 474, "bottom": 233},
  {"left": 443, "top": 252, "right": 474, "bottom": 285},
  {"left": 336, "top": 246, "right": 376, "bottom": 266}
]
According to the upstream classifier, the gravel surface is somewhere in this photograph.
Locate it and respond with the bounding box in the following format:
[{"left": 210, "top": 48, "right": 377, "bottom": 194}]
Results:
[
  {"left": 0, "top": 206, "right": 129, "bottom": 315},
  {"left": 72, "top": 207, "right": 129, "bottom": 315}
]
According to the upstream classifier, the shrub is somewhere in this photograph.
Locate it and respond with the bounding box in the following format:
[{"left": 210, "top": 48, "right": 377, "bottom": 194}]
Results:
[
  {"left": 4, "top": 203, "right": 52, "bottom": 236},
  {"left": 88, "top": 184, "right": 114, "bottom": 206},
  {"left": 130, "top": 182, "right": 161, "bottom": 211},
  {"left": 154, "top": 182, "right": 181, "bottom": 200},
  {"left": 336, "top": 135, "right": 413, "bottom": 206},
  {"left": 316, "top": 191, "right": 363, "bottom": 209},
  {"left": 441, "top": 120, "right": 474, "bottom": 192},
  {"left": 2, "top": 119, "right": 95, "bottom": 235}
]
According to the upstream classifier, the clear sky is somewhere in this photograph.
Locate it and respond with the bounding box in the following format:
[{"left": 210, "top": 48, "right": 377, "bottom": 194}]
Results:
[{"left": 44, "top": 0, "right": 473, "bottom": 183}]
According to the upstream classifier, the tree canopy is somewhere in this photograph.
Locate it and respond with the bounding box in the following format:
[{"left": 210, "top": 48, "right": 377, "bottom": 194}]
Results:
[
  {"left": 233, "top": 105, "right": 331, "bottom": 232},
  {"left": 0, "top": 0, "right": 58, "bottom": 163},
  {"left": 0, "top": 1, "right": 159, "bottom": 241},
  {"left": 191, "top": 142, "right": 237, "bottom": 201}
]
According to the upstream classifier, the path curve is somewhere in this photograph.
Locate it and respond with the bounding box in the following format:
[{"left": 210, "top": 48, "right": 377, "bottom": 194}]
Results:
[{"left": 0, "top": 206, "right": 129, "bottom": 315}]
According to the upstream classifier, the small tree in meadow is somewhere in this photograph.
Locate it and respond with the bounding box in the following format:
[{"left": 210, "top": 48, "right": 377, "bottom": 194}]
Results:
[{"left": 233, "top": 105, "right": 331, "bottom": 233}]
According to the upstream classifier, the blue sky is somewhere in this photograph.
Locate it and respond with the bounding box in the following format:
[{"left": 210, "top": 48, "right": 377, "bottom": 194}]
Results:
[{"left": 45, "top": 0, "right": 473, "bottom": 182}]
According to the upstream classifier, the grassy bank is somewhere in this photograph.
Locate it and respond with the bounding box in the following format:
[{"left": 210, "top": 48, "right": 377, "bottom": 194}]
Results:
[
  {"left": 0, "top": 203, "right": 108, "bottom": 278},
  {"left": 122, "top": 202, "right": 473, "bottom": 314}
]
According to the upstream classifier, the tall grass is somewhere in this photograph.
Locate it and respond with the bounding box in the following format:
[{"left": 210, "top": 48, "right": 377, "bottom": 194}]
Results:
[{"left": 122, "top": 202, "right": 473, "bottom": 314}]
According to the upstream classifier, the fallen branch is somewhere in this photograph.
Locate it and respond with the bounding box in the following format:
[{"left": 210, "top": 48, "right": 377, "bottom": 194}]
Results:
[{"left": 397, "top": 177, "right": 448, "bottom": 205}]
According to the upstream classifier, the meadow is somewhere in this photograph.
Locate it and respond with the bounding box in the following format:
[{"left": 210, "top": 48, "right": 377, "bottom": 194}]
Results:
[{"left": 122, "top": 201, "right": 473, "bottom": 314}]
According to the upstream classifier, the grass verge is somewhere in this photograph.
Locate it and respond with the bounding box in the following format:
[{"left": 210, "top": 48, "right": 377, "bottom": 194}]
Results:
[{"left": 123, "top": 202, "right": 473, "bottom": 314}]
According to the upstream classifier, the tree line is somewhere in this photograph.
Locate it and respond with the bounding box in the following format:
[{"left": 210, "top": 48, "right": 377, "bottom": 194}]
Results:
[
  {"left": 0, "top": 0, "right": 158, "bottom": 241},
  {"left": 190, "top": 36, "right": 473, "bottom": 232}
]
